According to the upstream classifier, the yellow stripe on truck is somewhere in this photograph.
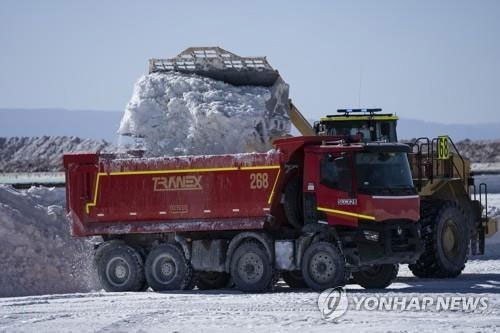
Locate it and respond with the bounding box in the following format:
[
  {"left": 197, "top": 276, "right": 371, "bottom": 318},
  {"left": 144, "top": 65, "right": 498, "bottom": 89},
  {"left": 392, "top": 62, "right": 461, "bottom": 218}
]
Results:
[
  {"left": 86, "top": 172, "right": 105, "bottom": 214},
  {"left": 108, "top": 167, "right": 239, "bottom": 176},
  {"left": 240, "top": 165, "right": 280, "bottom": 171},
  {"left": 317, "top": 206, "right": 376, "bottom": 221},
  {"left": 267, "top": 168, "right": 281, "bottom": 204}
]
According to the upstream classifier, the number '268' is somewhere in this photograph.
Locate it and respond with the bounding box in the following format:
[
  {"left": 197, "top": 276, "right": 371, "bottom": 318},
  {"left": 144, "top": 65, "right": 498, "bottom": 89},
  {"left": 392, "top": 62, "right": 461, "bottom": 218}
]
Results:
[{"left": 250, "top": 173, "right": 269, "bottom": 189}]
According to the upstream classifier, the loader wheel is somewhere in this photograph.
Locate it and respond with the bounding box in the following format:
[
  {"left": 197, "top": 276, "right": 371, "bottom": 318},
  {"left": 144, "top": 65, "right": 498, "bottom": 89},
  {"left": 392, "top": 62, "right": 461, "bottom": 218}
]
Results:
[
  {"left": 96, "top": 242, "right": 145, "bottom": 292},
  {"left": 230, "top": 241, "right": 273, "bottom": 292},
  {"left": 409, "top": 201, "right": 468, "bottom": 278},
  {"left": 145, "top": 244, "right": 193, "bottom": 291},
  {"left": 352, "top": 264, "right": 399, "bottom": 289},
  {"left": 282, "top": 270, "right": 308, "bottom": 289},
  {"left": 196, "top": 272, "right": 230, "bottom": 290},
  {"left": 301, "top": 242, "right": 346, "bottom": 291},
  {"left": 283, "top": 174, "right": 303, "bottom": 229}
]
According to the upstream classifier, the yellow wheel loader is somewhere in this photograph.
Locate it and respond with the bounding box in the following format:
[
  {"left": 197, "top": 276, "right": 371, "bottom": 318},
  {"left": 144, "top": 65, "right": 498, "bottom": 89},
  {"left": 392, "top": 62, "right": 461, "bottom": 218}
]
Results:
[{"left": 148, "top": 46, "right": 496, "bottom": 279}]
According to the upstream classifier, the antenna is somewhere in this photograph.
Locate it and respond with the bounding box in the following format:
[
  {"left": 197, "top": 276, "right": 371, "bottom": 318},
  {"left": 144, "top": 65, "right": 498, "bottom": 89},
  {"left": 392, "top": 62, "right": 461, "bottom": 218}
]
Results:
[{"left": 358, "top": 64, "right": 363, "bottom": 108}]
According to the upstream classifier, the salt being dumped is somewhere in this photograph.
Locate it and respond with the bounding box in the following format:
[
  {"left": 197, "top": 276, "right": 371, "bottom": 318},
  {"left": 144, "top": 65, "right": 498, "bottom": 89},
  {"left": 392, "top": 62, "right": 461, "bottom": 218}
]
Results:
[
  {"left": 0, "top": 185, "right": 99, "bottom": 297},
  {"left": 118, "top": 72, "right": 291, "bottom": 156}
]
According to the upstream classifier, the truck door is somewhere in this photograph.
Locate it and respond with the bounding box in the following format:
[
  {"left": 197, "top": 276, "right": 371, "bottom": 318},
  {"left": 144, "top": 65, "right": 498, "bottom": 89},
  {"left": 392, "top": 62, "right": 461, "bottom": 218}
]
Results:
[{"left": 316, "top": 152, "right": 359, "bottom": 227}]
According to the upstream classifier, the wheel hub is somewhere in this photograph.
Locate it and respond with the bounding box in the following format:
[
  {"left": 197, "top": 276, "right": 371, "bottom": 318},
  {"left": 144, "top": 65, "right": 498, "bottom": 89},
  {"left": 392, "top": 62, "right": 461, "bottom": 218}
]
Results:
[
  {"left": 442, "top": 220, "right": 459, "bottom": 260},
  {"left": 309, "top": 251, "right": 335, "bottom": 284},
  {"left": 152, "top": 254, "right": 177, "bottom": 284},
  {"left": 238, "top": 252, "right": 264, "bottom": 283},
  {"left": 244, "top": 264, "right": 256, "bottom": 275},
  {"left": 115, "top": 264, "right": 127, "bottom": 279},
  {"left": 161, "top": 262, "right": 174, "bottom": 276},
  {"left": 106, "top": 257, "right": 131, "bottom": 287}
]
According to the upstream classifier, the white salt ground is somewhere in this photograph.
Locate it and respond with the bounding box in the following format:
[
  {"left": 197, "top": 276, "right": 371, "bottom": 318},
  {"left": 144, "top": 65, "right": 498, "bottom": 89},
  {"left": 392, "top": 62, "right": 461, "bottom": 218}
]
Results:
[{"left": 0, "top": 187, "right": 499, "bottom": 332}]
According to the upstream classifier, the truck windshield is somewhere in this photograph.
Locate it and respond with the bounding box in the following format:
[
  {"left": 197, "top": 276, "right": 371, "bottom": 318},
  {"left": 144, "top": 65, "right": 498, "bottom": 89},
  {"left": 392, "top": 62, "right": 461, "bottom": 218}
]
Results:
[
  {"left": 355, "top": 152, "right": 415, "bottom": 195},
  {"left": 326, "top": 121, "right": 397, "bottom": 142},
  {"left": 327, "top": 122, "right": 371, "bottom": 142}
]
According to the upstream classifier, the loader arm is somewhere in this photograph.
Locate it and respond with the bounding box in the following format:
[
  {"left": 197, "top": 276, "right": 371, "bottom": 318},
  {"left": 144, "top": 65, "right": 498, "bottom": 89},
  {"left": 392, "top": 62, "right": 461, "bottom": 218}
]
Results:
[{"left": 288, "top": 100, "right": 315, "bottom": 136}]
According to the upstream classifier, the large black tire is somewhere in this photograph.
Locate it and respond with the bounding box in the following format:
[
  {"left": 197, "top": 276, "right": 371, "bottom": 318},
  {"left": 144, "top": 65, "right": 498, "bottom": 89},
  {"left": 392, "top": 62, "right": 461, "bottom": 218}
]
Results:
[
  {"left": 409, "top": 201, "right": 468, "bottom": 278},
  {"left": 282, "top": 270, "right": 308, "bottom": 289},
  {"left": 131, "top": 244, "right": 150, "bottom": 291},
  {"left": 352, "top": 264, "right": 399, "bottom": 289},
  {"left": 230, "top": 240, "right": 274, "bottom": 292},
  {"left": 145, "top": 244, "right": 193, "bottom": 291},
  {"left": 301, "top": 242, "right": 347, "bottom": 291},
  {"left": 196, "top": 272, "right": 231, "bottom": 290},
  {"left": 283, "top": 174, "right": 303, "bottom": 229},
  {"left": 95, "top": 242, "right": 145, "bottom": 292}
]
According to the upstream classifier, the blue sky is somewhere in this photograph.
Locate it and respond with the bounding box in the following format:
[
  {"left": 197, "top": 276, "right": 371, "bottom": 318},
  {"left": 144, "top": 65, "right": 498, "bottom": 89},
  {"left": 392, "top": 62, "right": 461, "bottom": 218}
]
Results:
[{"left": 1, "top": 0, "right": 499, "bottom": 124}]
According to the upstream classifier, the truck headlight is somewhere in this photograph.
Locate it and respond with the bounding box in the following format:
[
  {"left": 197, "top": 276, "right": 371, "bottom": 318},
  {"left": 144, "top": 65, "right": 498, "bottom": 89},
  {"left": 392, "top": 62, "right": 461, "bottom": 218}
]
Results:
[{"left": 363, "top": 230, "right": 380, "bottom": 242}]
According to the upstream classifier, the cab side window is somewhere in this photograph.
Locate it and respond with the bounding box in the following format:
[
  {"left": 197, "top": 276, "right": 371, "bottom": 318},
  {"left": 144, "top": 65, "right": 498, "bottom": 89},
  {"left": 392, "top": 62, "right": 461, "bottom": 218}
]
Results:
[{"left": 320, "top": 154, "right": 352, "bottom": 193}]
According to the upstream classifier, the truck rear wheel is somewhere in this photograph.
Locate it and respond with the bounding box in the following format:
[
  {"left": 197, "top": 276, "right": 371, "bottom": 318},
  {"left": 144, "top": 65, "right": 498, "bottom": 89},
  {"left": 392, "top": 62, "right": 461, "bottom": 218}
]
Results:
[
  {"left": 230, "top": 241, "right": 273, "bottom": 292},
  {"left": 282, "top": 271, "right": 307, "bottom": 289},
  {"left": 409, "top": 201, "right": 468, "bottom": 278},
  {"left": 352, "top": 264, "right": 399, "bottom": 289},
  {"left": 96, "top": 242, "right": 145, "bottom": 292},
  {"left": 145, "top": 244, "right": 193, "bottom": 291},
  {"left": 196, "top": 272, "right": 230, "bottom": 290},
  {"left": 301, "top": 242, "right": 346, "bottom": 291}
]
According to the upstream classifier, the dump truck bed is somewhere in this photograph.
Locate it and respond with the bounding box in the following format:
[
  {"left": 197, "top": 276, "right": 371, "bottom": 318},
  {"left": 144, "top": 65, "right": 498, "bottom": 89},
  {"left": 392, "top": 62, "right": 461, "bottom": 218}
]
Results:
[{"left": 64, "top": 151, "right": 282, "bottom": 237}]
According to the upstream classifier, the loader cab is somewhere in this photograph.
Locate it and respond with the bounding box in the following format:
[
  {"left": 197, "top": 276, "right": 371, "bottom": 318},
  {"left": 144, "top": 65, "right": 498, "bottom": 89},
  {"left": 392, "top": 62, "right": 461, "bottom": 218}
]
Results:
[{"left": 315, "top": 109, "right": 398, "bottom": 143}]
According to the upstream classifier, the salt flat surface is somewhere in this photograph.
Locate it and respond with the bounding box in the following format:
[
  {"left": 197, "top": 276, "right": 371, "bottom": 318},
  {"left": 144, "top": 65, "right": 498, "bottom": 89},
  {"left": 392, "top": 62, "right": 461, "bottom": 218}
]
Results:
[{"left": 0, "top": 261, "right": 499, "bottom": 333}]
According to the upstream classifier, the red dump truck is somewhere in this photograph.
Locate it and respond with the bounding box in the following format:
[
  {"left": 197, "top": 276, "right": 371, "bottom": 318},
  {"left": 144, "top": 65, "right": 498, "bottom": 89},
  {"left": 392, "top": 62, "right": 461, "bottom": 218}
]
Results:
[{"left": 64, "top": 136, "right": 423, "bottom": 292}]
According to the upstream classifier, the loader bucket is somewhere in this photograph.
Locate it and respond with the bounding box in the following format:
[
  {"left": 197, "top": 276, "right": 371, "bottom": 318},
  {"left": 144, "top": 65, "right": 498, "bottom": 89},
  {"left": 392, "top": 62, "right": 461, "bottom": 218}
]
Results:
[{"left": 149, "top": 46, "right": 280, "bottom": 87}]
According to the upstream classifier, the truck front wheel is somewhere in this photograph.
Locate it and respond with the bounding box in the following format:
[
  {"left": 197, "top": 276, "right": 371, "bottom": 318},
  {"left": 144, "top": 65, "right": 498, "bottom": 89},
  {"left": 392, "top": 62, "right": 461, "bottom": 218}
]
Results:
[
  {"left": 95, "top": 242, "right": 145, "bottom": 292},
  {"left": 301, "top": 242, "right": 346, "bottom": 291},
  {"left": 145, "top": 244, "right": 193, "bottom": 291},
  {"left": 352, "top": 264, "right": 399, "bottom": 289},
  {"left": 230, "top": 241, "right": 273, "bottom": 292}
]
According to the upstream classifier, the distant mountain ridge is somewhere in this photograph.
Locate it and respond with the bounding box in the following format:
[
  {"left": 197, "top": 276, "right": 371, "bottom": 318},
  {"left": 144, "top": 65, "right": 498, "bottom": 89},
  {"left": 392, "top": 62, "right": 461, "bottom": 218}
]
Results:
[
  {"left": 0, "top": 136, "right": 113, "bottom": 172},
  {"left": 0, "top": 108, "right": 123, "bottom": 143},
  {"left": 1, "top": 108, "right": 499, "bottom": 142},
  {"left": 2, "top": 135, "right": 498, "bottom": 173},
  {"left": 397, "top": 118, "right": 500, "bottom": 141},
  {"left": 298, "top": 117, "right": 500, "bottom": 140}
]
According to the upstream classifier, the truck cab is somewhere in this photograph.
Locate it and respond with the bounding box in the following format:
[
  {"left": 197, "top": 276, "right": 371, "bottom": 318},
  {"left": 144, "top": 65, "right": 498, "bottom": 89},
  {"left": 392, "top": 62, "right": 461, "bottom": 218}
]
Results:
[{"left": 274, "top": 136, "right": 422, "bottom": 286}]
